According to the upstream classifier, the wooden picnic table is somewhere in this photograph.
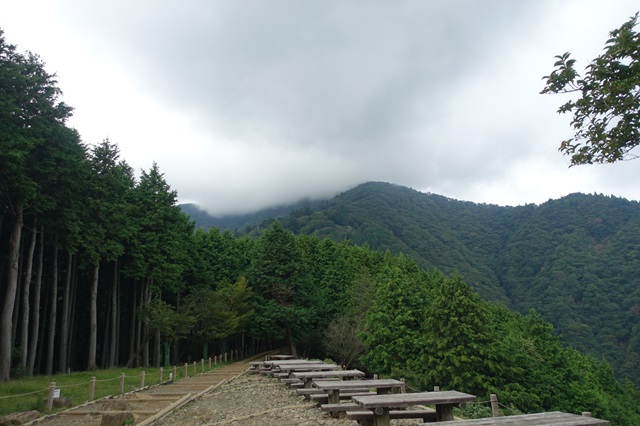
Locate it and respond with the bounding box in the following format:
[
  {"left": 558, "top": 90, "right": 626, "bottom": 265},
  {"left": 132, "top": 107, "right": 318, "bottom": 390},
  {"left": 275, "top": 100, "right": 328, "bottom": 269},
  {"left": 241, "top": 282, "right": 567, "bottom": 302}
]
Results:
[
  {"left": 352, "top": 390, "right": 476, "bottom": 425},
  {"left": 270, "top": 354, "right": 296, "bottom": 360},
  {"left": 275, "top": 363, "right": 339, "bottom": 372},
  {"left": 292, "top": 369, "right": 366, "bottom": 388},
  {"left": 428, "top": 411, "right": 610, "bottom": 425},
  {"left": 251, "top": 359, "right": 310, "bottom": 371},
  {"left": 313, "top": 379, "right": 405, "bottom": 405},
  {"left": 275, "top": 363, "right": 340, "bottom": 378},
  {"left": 263, "top": 359, "right": 320, "bottom": 366}
]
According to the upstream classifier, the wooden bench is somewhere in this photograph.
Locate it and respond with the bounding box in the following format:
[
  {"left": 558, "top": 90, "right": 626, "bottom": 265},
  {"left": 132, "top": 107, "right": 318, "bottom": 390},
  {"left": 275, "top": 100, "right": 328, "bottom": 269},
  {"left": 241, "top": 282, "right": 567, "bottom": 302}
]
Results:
[
  {"left": 310, "top": 391, "right": 376, "bottom": 404},
  {"left": 352, "top": 391, "right": 477, "bottom": 424},
  {"left": 292, "top": 369, "right": 365, "bottom": 388},
  {"left": 420, "top": 411, "right": 609, "bottom": 425},
  {"left": 320, "top": 402, "right": 364, "bottom": 413},
  {"left": 275, "top": 363, "right": 340, "bottom": 377},
  {"left": 280, "top": 378, "right": 302, "bottom": 385},
  {"left": 348, "top": 408, "right": 437, "bottom": 425},
  {"left": 313, "top": 378, "right": 405, "bottom": 405},
  {"left": 297, "top": 388, "right": 326, "bottom": 399},
  {"left": 297, "top": 387, "right": 371, "bottom": 399}
]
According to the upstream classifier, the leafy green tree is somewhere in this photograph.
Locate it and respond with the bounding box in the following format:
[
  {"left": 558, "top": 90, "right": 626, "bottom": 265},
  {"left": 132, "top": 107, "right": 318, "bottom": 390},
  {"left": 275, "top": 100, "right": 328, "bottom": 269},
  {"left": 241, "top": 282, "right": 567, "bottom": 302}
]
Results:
[
  {"left": 416, "top": 275, "right": 502, "bottom": 395},
  {"left": 125, "top": 162, "right": 192, "bottom": 366},
  {"left": 361, "top": 261, "right": 434, "bottom": 377},
  {"left": 249, "top": 221, "right": 310, "bottom": 355},
  {"left": 192, "top": 227, "right": 251, "bottom": 286},
  {"left": 541, "top": 12, "right": 640, "bottom": 165},
  {"left": 138, "top": 298, "right": 194, "bottom": 345},
  {"left": 126, "top": 162, "right": 191, "bottom": 292},
  {"left": 184, "top": 277, "right": 253, "bottom": 358}
]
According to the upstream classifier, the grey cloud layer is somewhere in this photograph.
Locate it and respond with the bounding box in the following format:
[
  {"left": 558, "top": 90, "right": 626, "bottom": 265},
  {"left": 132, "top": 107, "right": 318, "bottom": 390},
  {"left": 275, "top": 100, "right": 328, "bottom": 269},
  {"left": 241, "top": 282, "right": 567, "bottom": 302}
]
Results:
[{"left": 45, "top": 0, "right": 640, "bottom": 215}]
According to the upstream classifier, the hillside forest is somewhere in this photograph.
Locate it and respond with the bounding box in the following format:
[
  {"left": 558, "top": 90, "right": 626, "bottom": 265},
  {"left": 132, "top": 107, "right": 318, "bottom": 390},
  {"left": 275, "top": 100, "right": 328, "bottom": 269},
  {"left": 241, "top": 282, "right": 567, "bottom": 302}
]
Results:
[
  {"left": 1, "top": 29, "right": 640, "bottom": 425},
  {"left": 264, "top": 182, "right": 640, "bottom": 388}
]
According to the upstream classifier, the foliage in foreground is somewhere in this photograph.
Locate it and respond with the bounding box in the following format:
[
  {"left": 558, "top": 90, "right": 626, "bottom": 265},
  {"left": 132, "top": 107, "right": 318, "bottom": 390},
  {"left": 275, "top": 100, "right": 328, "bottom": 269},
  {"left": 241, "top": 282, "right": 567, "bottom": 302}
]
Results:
[
  {"left": 358, "top": 263, "right": 640, "bottom": 425},
  {"left": 542, "top": 12, "right": 640, "bottom": 165}
]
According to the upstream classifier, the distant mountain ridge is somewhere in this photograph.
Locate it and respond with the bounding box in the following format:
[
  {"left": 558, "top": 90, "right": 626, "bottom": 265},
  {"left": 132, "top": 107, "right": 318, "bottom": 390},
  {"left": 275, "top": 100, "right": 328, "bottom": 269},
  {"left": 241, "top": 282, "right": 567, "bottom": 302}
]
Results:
[{"left": 182, "top": 181, "right": 640, "bottom": 385}]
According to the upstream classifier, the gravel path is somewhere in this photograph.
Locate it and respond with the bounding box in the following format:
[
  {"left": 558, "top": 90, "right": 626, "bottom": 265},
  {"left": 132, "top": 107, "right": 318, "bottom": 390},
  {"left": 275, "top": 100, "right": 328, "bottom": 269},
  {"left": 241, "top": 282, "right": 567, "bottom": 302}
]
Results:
[
  {"left": 20, "top": 361, "right": 424, "bottom": 426},
  {"left": 158, "top": 372, "right": 421, "bottom": 426}
]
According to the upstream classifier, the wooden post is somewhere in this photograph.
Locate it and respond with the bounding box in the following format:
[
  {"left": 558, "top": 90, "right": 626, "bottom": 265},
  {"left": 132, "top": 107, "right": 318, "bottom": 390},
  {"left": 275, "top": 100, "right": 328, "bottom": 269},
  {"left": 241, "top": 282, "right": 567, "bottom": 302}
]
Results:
[
  {"left": 201, "top": 359, "right": 204, "bottom": 373},
  {"left": 120, "top": 373, "right": 125, "bottom": 394},
  {"left": 159, "top": 367, "right": 163, "bottom": 383},
  {"left": 173, "top": 365, "right": 177, "bottom": 382},
  {"left": 224, "top": 352, "right": 227, "bottom": 362},
  {"left": 46, "top": 382, "right": 55, "bottom": 411},
  {"left": 490, "top": 394, "right": 499, "bottom": 417},
  {"left": 582, "top": 412, "right": 593, "bottom": 417},
  {"left": 400, "top": 378, "right": 405, "bottom": 393},
  {"left": 184, "top": 363, "right": 188, "bottom": 378},
  {"left": 141, "top": 371, "right": 146, "bottom": 389},
  {"left": 208, "top": 357, "right": 211, "bottom": 369},
  {"left": 193, "top": 361, "right": 196, "bottom": 375},
  {"left": 433, "top": 385, "right": 440, "bottom": 391},
  {"left": 89, "top": 377, "right": 96, "bottom": 401}
]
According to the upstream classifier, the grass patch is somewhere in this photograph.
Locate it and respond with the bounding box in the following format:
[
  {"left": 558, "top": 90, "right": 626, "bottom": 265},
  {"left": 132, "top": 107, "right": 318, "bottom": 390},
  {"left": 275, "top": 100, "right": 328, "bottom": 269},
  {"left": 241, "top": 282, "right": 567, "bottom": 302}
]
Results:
[{"left": 0, "top": 361, "right": 224, "bottom": 417}]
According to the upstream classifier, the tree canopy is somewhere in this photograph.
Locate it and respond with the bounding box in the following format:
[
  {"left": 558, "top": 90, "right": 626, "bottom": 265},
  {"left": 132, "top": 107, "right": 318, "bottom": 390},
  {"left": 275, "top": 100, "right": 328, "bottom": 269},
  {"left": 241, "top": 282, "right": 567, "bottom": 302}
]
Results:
[{"left": 541, "top": 12, "right": 640, "bottom": 165}]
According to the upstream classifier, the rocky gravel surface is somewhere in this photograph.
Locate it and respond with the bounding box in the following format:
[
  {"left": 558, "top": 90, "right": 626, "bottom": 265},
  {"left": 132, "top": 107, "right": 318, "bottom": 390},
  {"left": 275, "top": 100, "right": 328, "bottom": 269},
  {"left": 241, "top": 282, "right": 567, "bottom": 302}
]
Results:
[{"left": 158, "top": 372, "right": 420, "bottom": 426}]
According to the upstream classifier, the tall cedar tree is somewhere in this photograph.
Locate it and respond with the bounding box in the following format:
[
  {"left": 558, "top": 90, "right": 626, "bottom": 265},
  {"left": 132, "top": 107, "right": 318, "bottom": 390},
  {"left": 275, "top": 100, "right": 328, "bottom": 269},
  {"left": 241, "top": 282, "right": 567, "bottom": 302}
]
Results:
[{"left": 0, "top": 30, "right": 73, "bottom": 381}]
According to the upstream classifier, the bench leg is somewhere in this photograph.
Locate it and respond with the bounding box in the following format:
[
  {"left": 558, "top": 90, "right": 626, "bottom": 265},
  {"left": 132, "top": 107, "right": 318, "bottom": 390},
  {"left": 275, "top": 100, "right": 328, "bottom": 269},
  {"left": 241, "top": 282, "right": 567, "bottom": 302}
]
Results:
[
  {"left": 373, "top": 407, "right": 390, "bottom": 426},
  {"left": 327, "top": 390, "right": 339, "bottom": 405},
  {"left": 436, "top": 404, "right": 454, "bottom": 421}
]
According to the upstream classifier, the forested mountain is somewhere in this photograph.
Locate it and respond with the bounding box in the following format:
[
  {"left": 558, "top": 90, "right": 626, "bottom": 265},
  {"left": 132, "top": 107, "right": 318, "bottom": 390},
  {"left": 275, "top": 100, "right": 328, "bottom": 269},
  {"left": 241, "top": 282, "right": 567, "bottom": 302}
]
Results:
[
  {"left": 183, "top": 182, "right": 640, "bottom": 387},
  {"left": 268, "top": 182, "right": 640, "bottom": 387}
]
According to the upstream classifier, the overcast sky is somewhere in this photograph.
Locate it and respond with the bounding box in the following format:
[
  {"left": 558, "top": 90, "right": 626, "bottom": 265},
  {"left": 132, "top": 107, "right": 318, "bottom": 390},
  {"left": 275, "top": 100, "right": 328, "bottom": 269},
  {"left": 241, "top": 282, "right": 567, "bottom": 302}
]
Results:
[{"left": 3, "top": 0, "right": 639, "bottom": 215}]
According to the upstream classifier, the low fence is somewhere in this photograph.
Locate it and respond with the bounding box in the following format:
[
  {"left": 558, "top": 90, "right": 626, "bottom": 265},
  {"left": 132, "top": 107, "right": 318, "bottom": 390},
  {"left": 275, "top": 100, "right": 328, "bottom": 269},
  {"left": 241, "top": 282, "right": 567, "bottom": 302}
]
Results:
[{"left": 1, "top": 351, "right": 244, "bottom": 413}]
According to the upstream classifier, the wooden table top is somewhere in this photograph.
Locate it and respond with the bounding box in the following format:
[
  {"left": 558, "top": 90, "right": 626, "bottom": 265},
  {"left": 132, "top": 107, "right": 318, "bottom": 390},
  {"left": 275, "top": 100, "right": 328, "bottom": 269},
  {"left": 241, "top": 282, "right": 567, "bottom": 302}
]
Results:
[
  {"left": 276, "top": 363, "right": 340, "bottom": 371},
  {"left": 352, "top": 390, "right": 476, "bottom": 408},
  {"left": 313, "top": 378, "right": 404, "bottom": 391},
  {"left": 292, "top": 369, "right": 365, "bottom": 379},
  {"left": 263, "top": 359, "right": 321, "bottom": 365},
  {"left": 432, "top": 411, "right": 609, "bottom": 425}
]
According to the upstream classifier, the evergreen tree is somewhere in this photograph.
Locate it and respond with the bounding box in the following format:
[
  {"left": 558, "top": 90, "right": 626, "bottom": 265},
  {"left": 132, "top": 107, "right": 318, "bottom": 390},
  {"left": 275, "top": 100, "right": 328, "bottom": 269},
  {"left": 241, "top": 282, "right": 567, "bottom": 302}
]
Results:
[
  {"left": 417, "top": 275, "right": 501, "bottom": 394},
  {"left": 0, "top": 30, "right": 73, "bottom": 380},
  {"left": 249, "top": 221, "right": 308, "bottom": 356},
  {"left": 361, "top": 259, "right": 434, "bottom": 377}
]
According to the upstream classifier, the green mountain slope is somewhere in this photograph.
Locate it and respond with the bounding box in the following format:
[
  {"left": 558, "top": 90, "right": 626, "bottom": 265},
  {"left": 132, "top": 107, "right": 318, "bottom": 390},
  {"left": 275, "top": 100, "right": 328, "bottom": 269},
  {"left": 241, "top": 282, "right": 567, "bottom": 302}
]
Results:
[
  {"left": 185, "top": 181, "right": 640, "bottom": 385},
  {"left": 278, "top": 182, "right": 640, "bottom": 386}
]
